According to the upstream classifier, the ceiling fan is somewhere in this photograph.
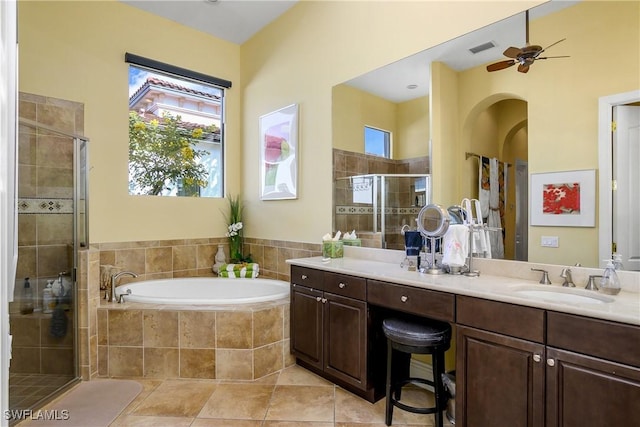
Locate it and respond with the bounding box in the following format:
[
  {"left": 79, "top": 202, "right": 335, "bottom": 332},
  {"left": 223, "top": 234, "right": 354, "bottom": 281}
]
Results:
[{"left": 486, "top": 10, "right": 569, "bottom": 73}]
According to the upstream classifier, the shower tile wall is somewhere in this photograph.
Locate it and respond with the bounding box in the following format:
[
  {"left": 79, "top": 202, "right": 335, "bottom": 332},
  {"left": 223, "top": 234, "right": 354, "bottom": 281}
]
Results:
[
  {"left": 333, "top": 148, "right": 429, "bottom": 249},
  {"left": 10, "top": 93, "right": 84, "bottom": 376}
]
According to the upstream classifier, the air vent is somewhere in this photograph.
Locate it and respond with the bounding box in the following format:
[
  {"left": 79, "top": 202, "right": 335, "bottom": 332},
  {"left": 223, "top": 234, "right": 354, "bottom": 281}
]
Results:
[{"left": 469, "top": 41, "right": 496, "bottom": 54}]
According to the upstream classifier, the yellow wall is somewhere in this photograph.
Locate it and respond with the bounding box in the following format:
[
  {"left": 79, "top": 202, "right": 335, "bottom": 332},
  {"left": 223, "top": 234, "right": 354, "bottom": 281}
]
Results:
[
  {"left": 19, "top": 0, "right": 541, "bottom": 244},
  {"left": 397, "top": 96, "right": 430, "bottom": 160},
  {"left": 240, "top": 0, "right": 540, "bottom": 242},
  {"left": 332, "top": 84, "right": 429, "bottom": 160},
  {"left": 18, "top": 0, "right": 242, "bottom": 243},
  {"left": 332, "top": 84, "right": 397, "bottom": 154},
  {"left": 452, "top": 0, "right": 639, "bottom": 267}
]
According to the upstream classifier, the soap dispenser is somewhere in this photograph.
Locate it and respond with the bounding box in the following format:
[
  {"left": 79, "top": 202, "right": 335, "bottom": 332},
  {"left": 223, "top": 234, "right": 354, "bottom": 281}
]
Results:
[
  {"left": 599, "top": 259, "right": 621, "bottom": 295},
  {"left": 20, "top": 277, "right": 34, "bottom": 315}
]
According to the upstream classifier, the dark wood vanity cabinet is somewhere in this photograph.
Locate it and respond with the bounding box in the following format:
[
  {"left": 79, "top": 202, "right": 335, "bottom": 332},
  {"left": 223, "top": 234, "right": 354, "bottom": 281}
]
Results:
[
  {"left": 290, "top": 266, "right": 372, "bottom": 398},
  {"left": 456, "top": 296, "right": 546, "bottom": 427},
  {"left": 456, "top": 297, "right": 640, "bottom": 427},
  {"left": 545, "top": 312, "right": 640, "bottom": 427}
]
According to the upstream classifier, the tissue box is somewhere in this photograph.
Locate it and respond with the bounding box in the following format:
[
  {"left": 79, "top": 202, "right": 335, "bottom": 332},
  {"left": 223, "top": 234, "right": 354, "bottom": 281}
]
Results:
[
  {"left": 342, "top": 238, "right": 361, "bottom": 247},
  {"left": 322, "top": 241, "right": 344, "bottom": 258}
]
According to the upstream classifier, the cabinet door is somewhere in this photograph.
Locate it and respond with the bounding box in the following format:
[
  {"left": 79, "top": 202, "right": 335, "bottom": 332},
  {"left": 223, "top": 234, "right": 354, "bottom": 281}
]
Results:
[
  {"left": 457, "top": 325, "right": 545, "bottom": 427},
  {"left": 291, "top": 284, "right": 323, "bottom": 369},
  {"left": 323, "top": 292, "right": 368, "bottom": 390},
  {"left": 546, "top": 347, "right": 640, "bottom": 427}
]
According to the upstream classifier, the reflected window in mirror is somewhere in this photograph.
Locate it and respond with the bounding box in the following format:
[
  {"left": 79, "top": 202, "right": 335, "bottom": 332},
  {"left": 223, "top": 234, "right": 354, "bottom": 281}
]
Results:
[
  {"left": 365, "top": 126, "right": 391, "bottom": 158},
  {"left": 125, "top": 54, "right": 231, "bottom": 197}
]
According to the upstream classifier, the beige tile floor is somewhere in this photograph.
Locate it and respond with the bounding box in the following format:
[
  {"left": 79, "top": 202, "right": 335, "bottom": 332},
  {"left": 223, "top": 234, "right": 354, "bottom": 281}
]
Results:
[{"left": 109, "top": 365, "right": 455, "bottom": 427}]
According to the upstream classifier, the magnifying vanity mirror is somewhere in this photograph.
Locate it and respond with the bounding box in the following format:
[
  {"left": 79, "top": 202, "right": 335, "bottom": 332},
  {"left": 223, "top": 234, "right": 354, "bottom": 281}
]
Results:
[
  {"left": 332, "top": 0, "right": 639, "bottom": 271},
  {"left": 417, "top": 204, "right": 450, "bottom": 275}
]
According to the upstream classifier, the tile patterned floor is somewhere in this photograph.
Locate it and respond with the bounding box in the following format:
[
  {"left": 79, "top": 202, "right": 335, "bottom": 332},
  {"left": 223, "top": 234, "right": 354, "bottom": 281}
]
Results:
[
  {"left": 108, "top": 365, "right": 455, "bottom": 426},
  {"left": 9, "top": 373, "right": 75, "bottom": 413}
]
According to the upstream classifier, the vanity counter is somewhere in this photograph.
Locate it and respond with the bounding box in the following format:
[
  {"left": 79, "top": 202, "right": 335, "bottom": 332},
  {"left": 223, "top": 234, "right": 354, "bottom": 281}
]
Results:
[{"left": 286, "top": 255, "right": 640, "bottom": 326}]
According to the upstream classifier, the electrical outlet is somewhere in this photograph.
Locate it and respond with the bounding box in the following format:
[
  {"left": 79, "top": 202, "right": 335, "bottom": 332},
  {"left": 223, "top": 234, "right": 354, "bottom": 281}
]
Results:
[{"left": 541, "top": 236, "right": 559, "bottom": 248}]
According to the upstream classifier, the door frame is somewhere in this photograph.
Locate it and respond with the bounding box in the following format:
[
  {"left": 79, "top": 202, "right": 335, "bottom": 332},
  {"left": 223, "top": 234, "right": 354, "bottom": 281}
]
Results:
[{"left": 598, "top": 90, "right": 640, "bottom": 268}]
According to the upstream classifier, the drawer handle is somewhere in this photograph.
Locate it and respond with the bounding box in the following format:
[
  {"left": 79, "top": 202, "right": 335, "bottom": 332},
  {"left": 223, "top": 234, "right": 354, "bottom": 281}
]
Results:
[
  {"left": 400, "top": 295, "right": 408, "bottom": 303},
  {"left": 321, "top": 298, "right": 327, "bottom": 304},
  {"left": 547, "top": 359, "right": 555, "bottom": 367},
  {"left": 316, "top": 296, "right": 321, "bottom": 302},
  {"left": 533, "top": 354, "right": 541, "bottom": 363},
  {"left": 339, "top": 282, "right": 346, "bottom": 288},
  {"left": 302, "top": 275, "right": 308, "bottom": 280}
]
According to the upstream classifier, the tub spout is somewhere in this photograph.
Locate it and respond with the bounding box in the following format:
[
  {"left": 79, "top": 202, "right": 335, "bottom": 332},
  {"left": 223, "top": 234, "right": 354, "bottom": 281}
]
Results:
[{"left": 110, "top": 271, "right": 138, "bottom": 303}]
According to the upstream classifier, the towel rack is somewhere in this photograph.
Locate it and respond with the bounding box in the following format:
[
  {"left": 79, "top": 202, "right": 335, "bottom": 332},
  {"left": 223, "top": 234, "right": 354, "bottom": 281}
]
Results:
[{"left": 464, "top": 151, "right": 512, "bottom": 167}]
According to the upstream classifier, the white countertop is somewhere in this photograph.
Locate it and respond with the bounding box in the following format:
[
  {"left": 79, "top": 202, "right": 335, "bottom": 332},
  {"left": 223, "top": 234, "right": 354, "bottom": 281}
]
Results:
[{"left": 286, "top": 251, "right": 640, "bottom": 326}]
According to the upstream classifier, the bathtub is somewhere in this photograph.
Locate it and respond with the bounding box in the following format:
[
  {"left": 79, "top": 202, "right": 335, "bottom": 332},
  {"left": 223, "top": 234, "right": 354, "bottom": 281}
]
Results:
[{"left": 115, "top": 277, "right": 290, "bottom": 305}]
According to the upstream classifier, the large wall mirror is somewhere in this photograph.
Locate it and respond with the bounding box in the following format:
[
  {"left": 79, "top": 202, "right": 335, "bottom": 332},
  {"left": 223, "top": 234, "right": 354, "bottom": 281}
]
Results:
[{"left": 332, "top": 0, "right": 639, "bottom": 270}]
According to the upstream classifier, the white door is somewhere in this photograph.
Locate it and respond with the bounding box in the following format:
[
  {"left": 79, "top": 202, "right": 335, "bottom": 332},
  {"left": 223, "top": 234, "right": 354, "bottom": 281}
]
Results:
[{"left": 613, "top": 105, "right": 640, "bottom": 271}]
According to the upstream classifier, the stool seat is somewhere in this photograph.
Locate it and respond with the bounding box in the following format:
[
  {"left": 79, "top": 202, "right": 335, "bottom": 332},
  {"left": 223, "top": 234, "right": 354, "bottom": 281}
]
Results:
[
  {"left": 382, "top": 316, "right": 451, "bottom": 427},
  {"left": 382, "top": 317, "right": 451, "bottom": 349}
]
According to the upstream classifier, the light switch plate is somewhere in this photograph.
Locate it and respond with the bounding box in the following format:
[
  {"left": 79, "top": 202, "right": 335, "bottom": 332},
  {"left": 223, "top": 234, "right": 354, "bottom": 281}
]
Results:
[{"left": 541, "top": 236, "right": 559, "bottom": 248}]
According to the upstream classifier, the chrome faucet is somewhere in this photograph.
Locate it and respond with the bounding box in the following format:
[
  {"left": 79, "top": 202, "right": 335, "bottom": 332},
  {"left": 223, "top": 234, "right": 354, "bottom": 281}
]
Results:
[
  {"left": 110, "top": 271, "right": 138, "bottom": 303},
  {"left": 585, "top": 275, "right": 602, "bottom": 291},
  {"left": 560, "top": 267, "right": 575, "bottom": 287},
  {"left": 531, "top": 268, "right": 552, "bottom": 284}
]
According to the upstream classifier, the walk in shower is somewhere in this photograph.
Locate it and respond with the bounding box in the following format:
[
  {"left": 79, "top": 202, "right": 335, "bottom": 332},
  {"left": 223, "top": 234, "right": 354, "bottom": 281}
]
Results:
[
  {"left": 8, "top": 105, "right": 88, "bottom": 417},
  {"left": 334, "top": 174, "right": 430, "bottom": 249}
]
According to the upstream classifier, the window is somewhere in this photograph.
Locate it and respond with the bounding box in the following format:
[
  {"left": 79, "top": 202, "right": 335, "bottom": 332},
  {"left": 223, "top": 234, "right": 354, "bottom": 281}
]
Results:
[
  {"left": 125, "top": 53, "right": 231, "bottom": 197},
  {"left": 364, "top": 126, "right": 391, "bottom": 158}
]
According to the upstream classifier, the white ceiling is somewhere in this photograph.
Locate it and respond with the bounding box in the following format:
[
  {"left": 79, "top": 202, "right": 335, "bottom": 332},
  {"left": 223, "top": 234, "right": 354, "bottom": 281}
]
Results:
[
  {"left": 121, "top": 0, "right": 298, "bottom": 45},
  {"left": 121, "top": 0, "right": 578, "bottom": 103}
]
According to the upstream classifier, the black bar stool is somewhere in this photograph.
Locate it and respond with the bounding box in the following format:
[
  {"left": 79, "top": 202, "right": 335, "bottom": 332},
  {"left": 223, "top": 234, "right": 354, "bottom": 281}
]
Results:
[{"left": 382, "top": 316, "right": 452, "bottom": 426}]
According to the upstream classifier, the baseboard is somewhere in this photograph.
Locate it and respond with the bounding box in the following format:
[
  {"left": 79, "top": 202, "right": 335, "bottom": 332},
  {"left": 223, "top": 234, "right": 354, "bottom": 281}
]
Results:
[{"left": 410, "top": 358, "right": 434, "bottom": 392}]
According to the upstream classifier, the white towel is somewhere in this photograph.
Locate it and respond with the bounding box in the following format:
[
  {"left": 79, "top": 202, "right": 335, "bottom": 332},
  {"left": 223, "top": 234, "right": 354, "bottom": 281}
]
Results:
[
  {"left": 352, "top": 176, "right": 372, "bottom": 204},
  {"left": 442, "top": 224, "right": 469, "bottom": 267},
  {"left": 488, "top": 158, "right": 504, "bottom": 259}
]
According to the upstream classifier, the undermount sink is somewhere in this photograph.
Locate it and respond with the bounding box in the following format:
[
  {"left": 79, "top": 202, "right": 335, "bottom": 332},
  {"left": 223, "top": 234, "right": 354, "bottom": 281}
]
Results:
[{"left": 508, "top": 285, "right": 615, "bottom": 305}]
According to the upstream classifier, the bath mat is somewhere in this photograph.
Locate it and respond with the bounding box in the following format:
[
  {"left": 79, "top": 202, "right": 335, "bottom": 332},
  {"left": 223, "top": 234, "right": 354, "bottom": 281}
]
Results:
[{"left": 20, "top": 379, "right": 142, "bottom": 427}]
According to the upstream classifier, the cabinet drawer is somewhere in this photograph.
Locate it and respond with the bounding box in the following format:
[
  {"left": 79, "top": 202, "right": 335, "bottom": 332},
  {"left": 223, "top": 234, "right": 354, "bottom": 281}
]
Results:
[
  {"left": 290, "top": 266, "right": 324, "bottom": 290},
  {"left": 324, "top": 272, "right": 366, "bottom": 300},
  {"left": 456, "top": 295, "right": 545, "bottom": 343},
  {"left": 547, "top": 311, "right": 640, "bottom": 367},
  {"left": 367, "top": 280, "right": 455, "bottom": 322}
]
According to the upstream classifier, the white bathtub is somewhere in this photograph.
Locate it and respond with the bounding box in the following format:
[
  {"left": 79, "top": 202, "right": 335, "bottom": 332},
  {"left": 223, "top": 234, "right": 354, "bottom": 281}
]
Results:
[{"left": 115, "top": 277, "right": 290, "bottom": 305}]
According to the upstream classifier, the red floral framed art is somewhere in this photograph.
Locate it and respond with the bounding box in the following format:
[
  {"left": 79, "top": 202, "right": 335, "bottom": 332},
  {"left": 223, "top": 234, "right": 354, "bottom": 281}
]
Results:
[{"left": 530, "top": 169, "right": 596, "bottom": 227}]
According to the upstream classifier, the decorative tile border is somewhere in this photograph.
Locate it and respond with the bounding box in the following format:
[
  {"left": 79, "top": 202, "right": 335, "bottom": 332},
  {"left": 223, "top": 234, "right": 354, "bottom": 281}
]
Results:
[
  {"left": 335, "top": 205, "right": 421, "bottom": 215},
  {"left": 18, "top": 198, "right": 74, "bottom": 214}
]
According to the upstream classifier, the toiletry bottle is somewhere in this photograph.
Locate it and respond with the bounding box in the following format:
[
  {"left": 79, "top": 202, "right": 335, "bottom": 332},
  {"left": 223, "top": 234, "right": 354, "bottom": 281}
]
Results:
[
  {"left": 42, "top": 280, "right": 55, "bottom": 314},
  {"left": 599, "top": 259, "right": 621, "bottom": 295},
  {"left": 20, "top": 277, "right": 34, "bottom": 315}
]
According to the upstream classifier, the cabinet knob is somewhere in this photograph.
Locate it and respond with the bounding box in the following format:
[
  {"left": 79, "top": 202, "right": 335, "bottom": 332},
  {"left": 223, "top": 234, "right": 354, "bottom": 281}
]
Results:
[
  {"left": 400, "top": 295, "right": 408, "bottom": 303},
  {"left": 533, "top": 354, "right": 541, "bottom": 363},
  {"left": 316, "top": 296, "right": 321, "bottom": 302},
  {"left": 547, "top": 359, "right": 555, "bottom": 367},
  {"left": 301, "top": 275, "right": 308, "bottom": 280},
  {"left": 339, "top": 282, "right": 346, "bottom": 288},
  {"left": 321, "top": 298, "right": 327, "bottom": 303}
]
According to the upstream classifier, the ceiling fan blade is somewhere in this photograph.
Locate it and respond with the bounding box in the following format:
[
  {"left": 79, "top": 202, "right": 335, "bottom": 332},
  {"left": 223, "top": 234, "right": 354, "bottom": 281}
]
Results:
[
  {"left": 518, "top": 64, "right": 530, "bottom": 73},
  {"left": 487, "top": 60, "right": 516, "bottom": 72},
  {"left": 503, "top": 47, "right": 522, "bottom": 58},
  {"left": 538, "top": 38, "right": 566, "bottom": 55},
  {"left": 535, "top": 55, "right": 571, "bottom": 60}
]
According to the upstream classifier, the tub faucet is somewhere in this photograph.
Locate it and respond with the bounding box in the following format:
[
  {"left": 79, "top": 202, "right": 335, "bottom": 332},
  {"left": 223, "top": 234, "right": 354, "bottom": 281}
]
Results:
[
  {"left": 110, "top": 271, "right": 138, "bottom": 303},
  {"left": 560, "top": 267, "right": 575, "bottom": 287}
]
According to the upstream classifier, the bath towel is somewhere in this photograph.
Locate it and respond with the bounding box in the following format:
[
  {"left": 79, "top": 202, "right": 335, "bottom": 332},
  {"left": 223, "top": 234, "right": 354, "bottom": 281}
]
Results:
[
  {"left": 442, "top": 224, "right": 469, "bottom": 267},
  {"left": 218, "top": 263, "right": 260, "bottom": 278},
  {"left": 100, "top": 265, "right": 121, "bottom": 290},
  {"left": 352, "top": 176, "right": 373, "bottom": 204}
]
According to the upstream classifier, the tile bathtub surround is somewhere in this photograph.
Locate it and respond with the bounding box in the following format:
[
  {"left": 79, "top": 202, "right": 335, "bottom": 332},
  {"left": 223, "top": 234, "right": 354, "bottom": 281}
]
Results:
[
  {"left": 96, "top": 300, "right": 293, "bottom": 381},
  {"left": 94, "top": 237, "right": 322, "bottom": 285}
]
